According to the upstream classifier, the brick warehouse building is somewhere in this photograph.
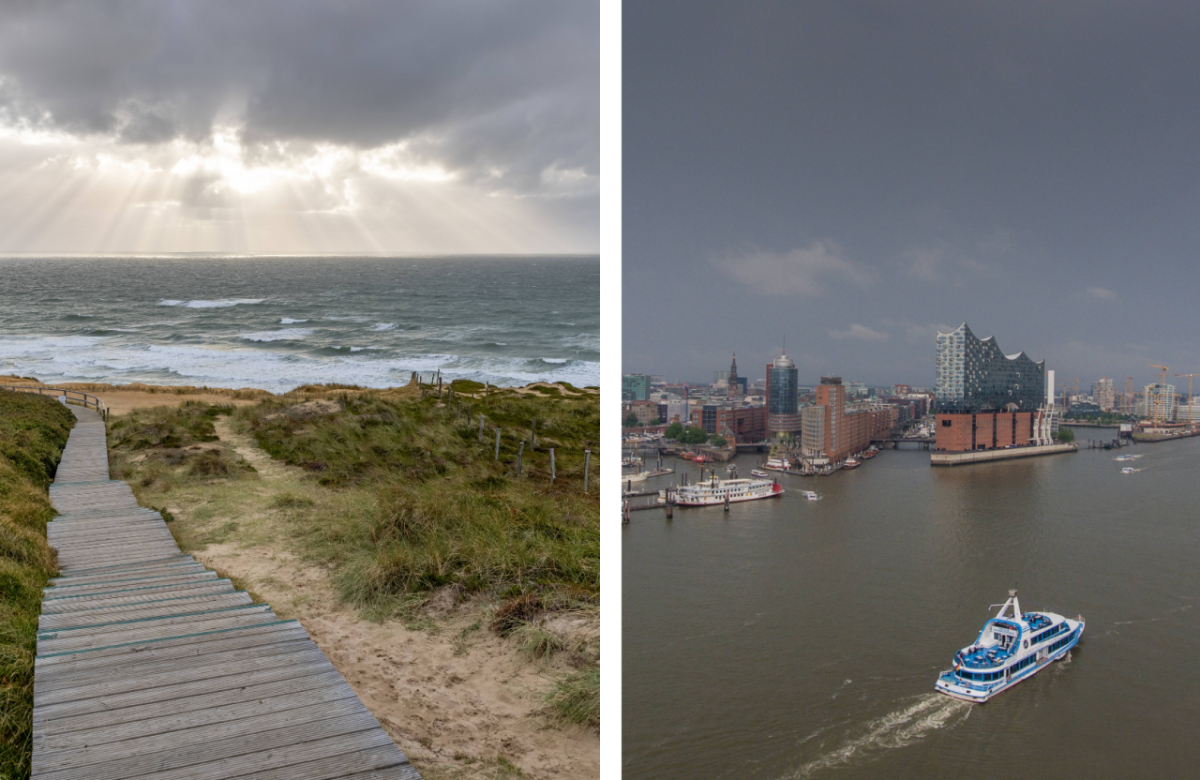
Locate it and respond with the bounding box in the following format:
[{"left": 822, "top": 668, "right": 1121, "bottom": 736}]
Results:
[
  {"left": 690, "top": 403, "right": 767, "bottom": 443},
  {"left": 934, "top": 323, "right": 1048, "bottom": 452},
  {"left": 800, "top": 377, "right": 896, "bottom": 464}
]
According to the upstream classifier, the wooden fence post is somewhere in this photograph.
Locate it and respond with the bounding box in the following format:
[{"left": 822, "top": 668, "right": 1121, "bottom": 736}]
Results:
[
  {"left": 516, "top": 441, "right": 524, "bottom": 477},
  {"left": 495, "top": 428, "right": 501, "bottom": 461},
  {"left": 584, "top": 450, "right": 591, "bottom": 493},
  {"left": 550, "top": 448, "right": 555, "bottom": 483}
]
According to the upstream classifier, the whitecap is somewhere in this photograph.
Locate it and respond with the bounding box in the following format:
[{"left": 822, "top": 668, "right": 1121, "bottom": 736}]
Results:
[
  {"left": 371, "top": 323, "right": 398, "bottom": 331},
  {"left": 240, "top": 328, "right": 314, "bottom": 342},
  {"left": 280, "top": 318, "right": 309, "bottom": 324},
  {"left": 184, "top": 298, "right": 265, "bottom": 308}
]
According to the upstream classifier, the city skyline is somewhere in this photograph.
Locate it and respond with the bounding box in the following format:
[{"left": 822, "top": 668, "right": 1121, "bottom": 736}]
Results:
[{"left": 624, "top": 1, "right": 1200, "bottom": 388}]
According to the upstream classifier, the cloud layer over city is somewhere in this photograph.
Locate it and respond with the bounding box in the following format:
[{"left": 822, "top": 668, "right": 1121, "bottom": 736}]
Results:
[{"left": 625, "top": 1, "right": 1200, "bottom": 388}]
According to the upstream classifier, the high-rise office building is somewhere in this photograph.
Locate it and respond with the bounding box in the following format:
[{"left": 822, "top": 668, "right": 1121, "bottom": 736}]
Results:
[
  {"left": 1093, "top": 378, "right": 1115, "bottom": 411},
  {"left": 766, "top": 350, "right": 801, "bottom": 438},
  {"left": 622, "top": 373, "right": 651, "bottom": 401}
]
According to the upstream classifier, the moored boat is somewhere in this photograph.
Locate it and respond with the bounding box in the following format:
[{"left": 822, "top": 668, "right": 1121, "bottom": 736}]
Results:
[
  {"left": 935, "top": 590, "right": 1084, "bottom": 703},
  {"left": 842, "top": 458, "right": 860, "bottom": 470},
  {"left": 674, "top": 476, "right": 783, "bottom": 506},
  {"left": 763, "top": 457, "right": 792, "bottom": 471}
]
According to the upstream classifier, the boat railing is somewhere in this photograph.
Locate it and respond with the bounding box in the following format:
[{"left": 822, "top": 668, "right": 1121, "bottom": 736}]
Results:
[{"left": 0, "top": 384, "right": 109, "bottom": 421}]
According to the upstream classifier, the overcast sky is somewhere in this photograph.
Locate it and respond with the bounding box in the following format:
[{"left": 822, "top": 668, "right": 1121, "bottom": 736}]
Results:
[
  {"left": 0, "top": 0, "right": 597, "bottom": 254},
  {"left": 624, "top": 1, "right": 1200, "bottom": 391}
]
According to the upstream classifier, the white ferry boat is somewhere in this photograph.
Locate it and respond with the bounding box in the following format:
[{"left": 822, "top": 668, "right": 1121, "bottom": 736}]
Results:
[
  {"left": 763, "top": 457, "right": 792, "bottom": 471},
  {"left": 801, "top": 490, "right": 820, "bottom": 500},
  {"left": 935, "top": 590, "right": 1084, "bottom": 703},
  {"left": 1121, "top": 466, "right": 1135, "bottom": 474},
  {"left": 674, "top": 476, "right": 783, "bottom": 506},
  {"left": 750, "top": 468, "right": 771, "bottom": 479}
]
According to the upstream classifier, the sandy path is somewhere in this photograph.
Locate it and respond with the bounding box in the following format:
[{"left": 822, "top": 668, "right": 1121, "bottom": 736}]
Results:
[{"left": 190, "top": 418, "right": 598, "bottom": 780}]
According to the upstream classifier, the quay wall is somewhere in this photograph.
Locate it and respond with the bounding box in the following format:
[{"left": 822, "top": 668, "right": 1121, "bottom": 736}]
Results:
[{"left": 930, "top": 443, "right": 1077, "bottom": 467}]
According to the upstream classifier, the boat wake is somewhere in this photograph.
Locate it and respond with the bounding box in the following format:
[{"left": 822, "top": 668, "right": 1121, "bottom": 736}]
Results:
[{"left": 784, "top": 694, "right": 971, "bottom": 779}]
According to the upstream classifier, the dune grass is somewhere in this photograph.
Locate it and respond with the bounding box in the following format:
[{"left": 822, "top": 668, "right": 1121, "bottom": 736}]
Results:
[
  {"left": 0, "top": 390, "right": 75, "bottom": 779},
  {"left": 102, "top": 386, "right": 601, "bottom": 731},
  {"left": 232, "top": 389, "right": 600, "bottom": 610}
]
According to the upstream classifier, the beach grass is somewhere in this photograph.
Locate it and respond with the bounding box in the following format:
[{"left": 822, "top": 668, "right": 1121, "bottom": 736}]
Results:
[
  {"left": 105, "top": 384, "right": 601, "bottom": 730},
  {"left": 0, "top": 390, "right": 74, "bottom": 779}
]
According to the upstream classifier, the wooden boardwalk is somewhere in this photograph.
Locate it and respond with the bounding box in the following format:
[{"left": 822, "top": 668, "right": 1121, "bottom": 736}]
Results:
[{"left": 32, "top": 406, "right": 422, "bottom": 779}]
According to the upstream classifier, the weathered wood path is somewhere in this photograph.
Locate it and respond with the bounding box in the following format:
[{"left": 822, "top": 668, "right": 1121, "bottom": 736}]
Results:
[{"left": 32, "top": 406, "right": 422, "bottom": 779}]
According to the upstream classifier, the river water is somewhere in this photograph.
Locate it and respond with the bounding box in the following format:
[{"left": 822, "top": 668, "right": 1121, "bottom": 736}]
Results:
[{"left": 623, "top": 437, "right": 1200, "bottom": 778}]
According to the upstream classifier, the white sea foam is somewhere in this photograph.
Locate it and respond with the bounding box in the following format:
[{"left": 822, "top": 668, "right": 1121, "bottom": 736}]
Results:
[
  {"left": 0, "top": 336, "right": 599, "bottom": 393},
  {"left": 159, "top": 298, "right": 265, "bottom": 308},
  {"left": 240, "top": 328, "right": 314, "bottom": 342},
  {"left": 280, "top": 318, "right": 309, "bottom": 324},
  {"left": 371, "top": 323, "right": 398, "bottom": 331}
]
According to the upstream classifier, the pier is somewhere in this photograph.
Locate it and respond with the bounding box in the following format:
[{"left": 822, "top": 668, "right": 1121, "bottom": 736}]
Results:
[{"left": 32, "top": 406, "right": 421, "bottom": 779}]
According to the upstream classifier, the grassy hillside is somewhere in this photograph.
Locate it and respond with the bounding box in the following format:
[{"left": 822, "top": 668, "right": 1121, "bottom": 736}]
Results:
[
  {"left": 108, "top": 382, "right": 601, "bottom": 727},
  {"left": 0, "top": 391, "right": 75, "bottom": 779}
]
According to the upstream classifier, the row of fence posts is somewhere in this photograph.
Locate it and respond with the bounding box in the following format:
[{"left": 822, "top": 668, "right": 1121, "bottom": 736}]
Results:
[{"left": 410, "top": 374, "right": 595, "bottom": 494}]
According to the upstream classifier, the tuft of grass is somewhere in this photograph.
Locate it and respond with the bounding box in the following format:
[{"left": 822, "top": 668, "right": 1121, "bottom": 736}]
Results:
[
  {"left": 0, "top": 390, "right": 73, "bottom": 777},
  {"left": 270, "top": 492, "right": 315, "bottom": 509},
  {"left": 512, "top": 621, "right": 565, "bottom": 661},
  {"left": 108, "top": 402, "right": 233, "bottom": 451},
  {"left": 546, "top": 667, "right": 600, "bottom": 728}
]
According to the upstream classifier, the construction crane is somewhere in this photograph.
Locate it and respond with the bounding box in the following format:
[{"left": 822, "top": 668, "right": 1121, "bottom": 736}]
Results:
[
  {"left": 1062, "top": 378, "right": 1081, "bottom": 409},
  {"left": 1148, "top": 364, "right": 1170, "bottom": 424},
  {"left": 1175, "top": 373, "right": 1199, "bottom": 423}
]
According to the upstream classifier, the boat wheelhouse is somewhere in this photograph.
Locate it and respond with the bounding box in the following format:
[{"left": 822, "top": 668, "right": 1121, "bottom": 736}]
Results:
[
  {"left": 935, "top": 590, "right": 1083, "bottom": 703},
  {"left": 674, "top": 476, "right": 783, "bottom": 506}
]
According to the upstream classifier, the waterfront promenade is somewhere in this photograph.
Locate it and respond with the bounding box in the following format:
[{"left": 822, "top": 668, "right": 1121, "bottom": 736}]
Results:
[{"left": 32, "top": 406, "right": 420, "bottom": 779}]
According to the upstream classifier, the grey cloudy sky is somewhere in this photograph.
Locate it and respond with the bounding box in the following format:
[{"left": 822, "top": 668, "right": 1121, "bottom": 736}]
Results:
[
  {"left": 624, "top": 1, "right": 1200, "bottom": 392},
  {"left": 0, "top": 0, "right": 597, "bottom": 253}
]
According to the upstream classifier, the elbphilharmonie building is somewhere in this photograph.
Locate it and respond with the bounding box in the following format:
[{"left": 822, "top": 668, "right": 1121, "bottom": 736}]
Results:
[
  {"left": 935, "top": 323, "right": 1045, "bottom": 413},
  {"left": 934, "top": 323, "right": 1050, "bottom": 452}
]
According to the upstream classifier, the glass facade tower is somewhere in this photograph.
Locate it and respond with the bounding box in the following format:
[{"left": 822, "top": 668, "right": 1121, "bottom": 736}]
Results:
[
  {"left": 935, "top": 323, "right": 1045, "bottom": 413},
  {"left": 766, "top": 352, "right": 801, "bottom": 436}
]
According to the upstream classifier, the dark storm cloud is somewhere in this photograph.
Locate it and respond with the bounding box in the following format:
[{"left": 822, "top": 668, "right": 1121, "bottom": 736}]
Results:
[
  {"left": 0, "top": 0, "right": 597, "bottom": 195},
  {"left": 625, "top": 1, "right": 1200, "bottom": 388}
]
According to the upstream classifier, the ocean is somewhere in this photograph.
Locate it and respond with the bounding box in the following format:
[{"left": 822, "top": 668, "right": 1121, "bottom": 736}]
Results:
[{"left": 0, "top": 255, "right": 598, "bottom": 393}]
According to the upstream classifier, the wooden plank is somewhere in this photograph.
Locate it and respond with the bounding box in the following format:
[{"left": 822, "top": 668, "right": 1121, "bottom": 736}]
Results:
[
  {"left": 111, "top": 729, "right": 408, "bottom": 780},
  {"left": 45, "top": 564, "right": 208, "bottom": 589},
  {"left": 39, "top": 581, "right": 234, "bottom": 612},
  {"left": 39, "top": 597, "right": 272, "bottom": 633},
  {"left": 41, "top": 574, "right": 221, "bottom": 603},
  {"left": 35, "top": 665, "right": 344, "bottom": 729},
  {"left": 48, "top": 554, "right": 193, "bottom": 577},
  {"left": 34, "top": 646, "right": 329, "bottom": 707},
  {"left": 37, "top": 608, "right": 280, "bottom": 654},
  {"left": 35, "top": 622, "right": 309, "bottom": 674},
  {"left": 33, "top": 702, "right": 380, "bottom": 777},
  {"left": 37, "top": 681, "right": 363, "bottom": 751},
  {"left": 38, "top": 593, "right": 254, "bottom": 630}
]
